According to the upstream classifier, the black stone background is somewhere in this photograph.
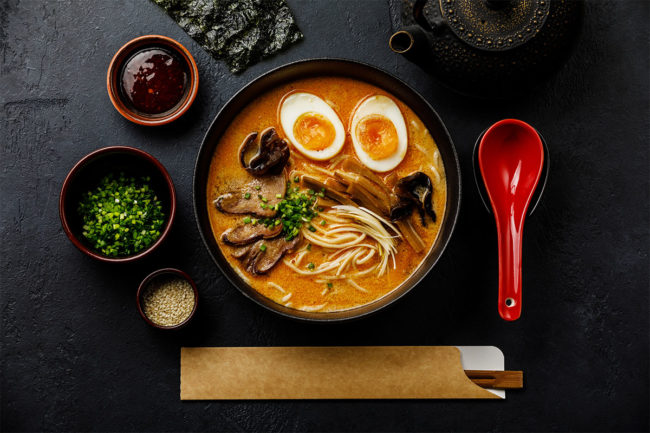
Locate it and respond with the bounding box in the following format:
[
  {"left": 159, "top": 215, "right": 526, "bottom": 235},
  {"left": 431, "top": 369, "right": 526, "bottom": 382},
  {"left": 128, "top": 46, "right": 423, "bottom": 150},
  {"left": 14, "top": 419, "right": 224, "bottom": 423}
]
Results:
[{"left": 1, "top": 0, "right": 648, "bottom": 431}]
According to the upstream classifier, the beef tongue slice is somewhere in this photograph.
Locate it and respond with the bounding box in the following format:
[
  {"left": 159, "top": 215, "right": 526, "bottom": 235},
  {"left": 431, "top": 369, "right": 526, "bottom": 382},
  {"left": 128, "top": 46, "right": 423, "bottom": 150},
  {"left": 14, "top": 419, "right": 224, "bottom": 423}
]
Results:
[
  {"left": 222, "top": 223, "right": 282, "bottom": 245},
  {"left": 214, "top": 171, "right": 286, "bottom": 217},
  {"left": 233, "top": 236, "right": 301, "bottom": 275}
]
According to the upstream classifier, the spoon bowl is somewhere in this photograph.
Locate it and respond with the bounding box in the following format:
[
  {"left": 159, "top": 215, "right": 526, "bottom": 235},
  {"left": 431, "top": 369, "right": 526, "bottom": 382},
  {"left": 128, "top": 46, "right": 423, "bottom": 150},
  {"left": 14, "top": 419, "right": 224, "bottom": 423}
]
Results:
[{"left": 478, "top": 119, "right": 544, "bottom": 321}]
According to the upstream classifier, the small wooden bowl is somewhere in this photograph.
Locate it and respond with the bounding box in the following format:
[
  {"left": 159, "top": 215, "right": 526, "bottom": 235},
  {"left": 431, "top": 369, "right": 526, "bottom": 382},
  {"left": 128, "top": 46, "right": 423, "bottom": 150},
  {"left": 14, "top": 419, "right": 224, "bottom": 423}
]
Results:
[
  {"left": 59, "top": 146, "right": 176, "bottom": 263},
  {"left": 136, "top": 268, "right": 198, "bottom": 330},
  {"left": 107, "top": 35, "right": 199, "bottom": 126}
]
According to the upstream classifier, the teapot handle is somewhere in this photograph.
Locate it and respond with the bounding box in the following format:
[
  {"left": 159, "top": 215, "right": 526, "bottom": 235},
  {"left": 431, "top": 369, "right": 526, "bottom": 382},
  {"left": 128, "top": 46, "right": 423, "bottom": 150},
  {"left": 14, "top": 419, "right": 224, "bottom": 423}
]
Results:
[
  {"left": 413, "top": 0, "right": 433, "bottom": 31},
  {"left": 413, "top": 0, "right": 447, "bottom": 34}
]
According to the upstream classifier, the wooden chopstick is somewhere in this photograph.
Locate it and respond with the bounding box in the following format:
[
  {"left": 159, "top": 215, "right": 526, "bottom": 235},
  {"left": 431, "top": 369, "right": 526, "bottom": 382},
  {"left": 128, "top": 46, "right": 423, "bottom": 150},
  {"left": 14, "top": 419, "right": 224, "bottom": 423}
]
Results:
[{"left": 464, "top": 370, "right": 523, "bottom": 389}]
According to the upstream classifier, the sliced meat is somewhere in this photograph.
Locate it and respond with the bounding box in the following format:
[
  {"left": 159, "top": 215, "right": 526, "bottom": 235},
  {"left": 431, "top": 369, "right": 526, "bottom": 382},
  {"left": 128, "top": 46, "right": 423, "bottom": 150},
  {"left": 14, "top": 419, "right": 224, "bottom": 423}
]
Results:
[
  {"left": 252, "top": 236, "right": 301, "bottom": 274},
  {"left": 214, "top": 171, "right": 287, "bottom": 217},
  {"left": 221, "top": 223, "right": 282, "bottom": 246},
  {"left": 234, "top": 236, "right": 302, "bottom": 275},
  {"left": 231, "top": 243, "right": 254, "bottom": 259},
  {"left": 241, "top": 241, "right": 263, "bottom": 271},
  {"left": 239, "top": 127, "right": 290, "bottom": 176}
]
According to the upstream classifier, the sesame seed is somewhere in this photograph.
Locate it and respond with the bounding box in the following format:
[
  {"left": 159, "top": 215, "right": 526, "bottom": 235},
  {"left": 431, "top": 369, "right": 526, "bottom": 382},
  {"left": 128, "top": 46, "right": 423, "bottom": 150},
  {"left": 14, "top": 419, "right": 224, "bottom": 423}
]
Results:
[{"left": 141, "top": 276, "right": 195, "bottom": 327}]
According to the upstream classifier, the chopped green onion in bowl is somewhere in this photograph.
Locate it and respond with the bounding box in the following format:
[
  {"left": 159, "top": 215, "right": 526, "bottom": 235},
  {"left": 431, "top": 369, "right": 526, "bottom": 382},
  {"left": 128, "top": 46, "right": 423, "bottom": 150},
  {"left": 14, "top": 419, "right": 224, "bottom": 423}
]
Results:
[{"left": 77, "top": 173, "right": 166, "bottom": 257}]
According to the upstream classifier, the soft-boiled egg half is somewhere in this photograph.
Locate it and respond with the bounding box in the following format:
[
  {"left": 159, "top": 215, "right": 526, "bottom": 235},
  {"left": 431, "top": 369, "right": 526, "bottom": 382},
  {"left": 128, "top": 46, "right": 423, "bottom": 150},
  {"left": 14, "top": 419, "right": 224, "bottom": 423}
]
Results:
[
  {"left": 279, "top": 92, "right": 345, "bottom": 160},
  {"left": 350, "top": 95, "right": 408, "bottom": 172}
]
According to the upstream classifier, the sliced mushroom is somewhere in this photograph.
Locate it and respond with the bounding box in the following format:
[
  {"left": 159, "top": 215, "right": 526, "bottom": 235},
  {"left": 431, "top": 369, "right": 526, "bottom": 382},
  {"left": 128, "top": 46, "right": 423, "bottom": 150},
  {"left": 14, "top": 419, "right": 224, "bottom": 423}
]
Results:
[
  {"left": 391, "top": 172, "right": 436, "bottom": 226},
  {"left": 239, "top": 127, "right": 290, "bottom": 176},
  {"left": 238, "top": 132, "right": 259, "bottom": 169},
  {"left": 214, "top": 171, "right": 287, "bottom": 217},
  {"left": 221, "top": 223, "right": 282, "bottom": 246},
  {"left": 389, "top": 199, "right": 414, "bottom": 221},
  {"left": 235, "top": 236, "right": 302, "bottom": 275}
]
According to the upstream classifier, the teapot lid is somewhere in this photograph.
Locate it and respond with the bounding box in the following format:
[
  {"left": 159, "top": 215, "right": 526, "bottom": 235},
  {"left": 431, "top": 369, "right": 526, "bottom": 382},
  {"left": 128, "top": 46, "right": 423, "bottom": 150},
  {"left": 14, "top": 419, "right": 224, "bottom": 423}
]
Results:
[{"left": 440, "top": 0, "right": 551, "bottom": 51}]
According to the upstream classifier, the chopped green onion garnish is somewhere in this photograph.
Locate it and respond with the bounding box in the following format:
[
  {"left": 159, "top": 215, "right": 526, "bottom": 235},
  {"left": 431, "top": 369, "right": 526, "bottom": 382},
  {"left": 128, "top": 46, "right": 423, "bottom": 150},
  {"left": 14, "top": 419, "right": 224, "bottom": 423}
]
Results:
[
  {"left": 77, "top": 173, "right": 165, "bottom": 257},
  {"left": 307, "top": 262, "right": 315, "bottom": 270},
  {"left": 244, "top": 193, "right": 251, "bottom": 199},
  {"left": 264, "top": 185, "right": 323, "bottom": 242},
  {"left": 243, "top": 216, "right": 251, "bottom": 224},
  {"left": 260, "top": 244, "right": 267, "bottom": 252}
]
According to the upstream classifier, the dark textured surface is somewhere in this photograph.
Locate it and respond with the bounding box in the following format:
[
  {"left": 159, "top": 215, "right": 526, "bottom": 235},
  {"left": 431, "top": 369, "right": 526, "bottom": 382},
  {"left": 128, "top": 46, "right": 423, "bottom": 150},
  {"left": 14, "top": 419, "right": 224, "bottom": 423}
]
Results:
[{"left": 1, "top": 0, "right": 648, "bottom": 431}]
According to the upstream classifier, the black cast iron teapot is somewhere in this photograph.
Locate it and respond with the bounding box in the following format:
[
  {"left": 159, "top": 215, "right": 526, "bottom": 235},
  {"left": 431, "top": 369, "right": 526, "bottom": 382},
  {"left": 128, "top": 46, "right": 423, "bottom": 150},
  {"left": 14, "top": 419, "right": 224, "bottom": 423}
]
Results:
[{"left": 389, "top": 0, "right": 583, "bottom": 97}]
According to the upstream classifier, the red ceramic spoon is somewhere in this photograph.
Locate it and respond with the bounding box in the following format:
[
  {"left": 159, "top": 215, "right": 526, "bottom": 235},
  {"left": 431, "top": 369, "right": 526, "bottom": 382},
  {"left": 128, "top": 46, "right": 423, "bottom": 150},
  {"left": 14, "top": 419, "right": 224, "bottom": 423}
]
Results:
[{"left": 478, "top": 119, "right": 544, "bottom": 321}]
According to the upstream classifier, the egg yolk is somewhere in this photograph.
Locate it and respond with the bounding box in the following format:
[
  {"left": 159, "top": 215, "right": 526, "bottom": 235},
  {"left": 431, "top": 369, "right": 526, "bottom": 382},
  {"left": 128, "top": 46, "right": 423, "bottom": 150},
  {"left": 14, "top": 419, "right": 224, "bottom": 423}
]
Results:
[
  {"left": 355, "top": 114, "right": 398, "bottom": 160},
  {"left": 293, "top": 112, "right": 336, "bottom": 151}
]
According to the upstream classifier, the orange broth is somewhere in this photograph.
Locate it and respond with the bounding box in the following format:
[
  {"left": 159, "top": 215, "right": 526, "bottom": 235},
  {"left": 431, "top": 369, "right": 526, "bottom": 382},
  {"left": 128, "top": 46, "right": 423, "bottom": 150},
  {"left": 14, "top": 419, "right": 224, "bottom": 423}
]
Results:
[{"left": 206, "top": 76, "right": 446, "bottom": 312}]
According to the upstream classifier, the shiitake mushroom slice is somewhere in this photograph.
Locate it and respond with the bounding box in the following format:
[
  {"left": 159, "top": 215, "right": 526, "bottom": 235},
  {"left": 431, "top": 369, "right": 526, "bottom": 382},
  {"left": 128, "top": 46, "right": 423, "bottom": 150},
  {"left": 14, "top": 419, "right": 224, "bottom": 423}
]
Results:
[{"left": 239, "top": 127, "right": 290, "bottom": 176}]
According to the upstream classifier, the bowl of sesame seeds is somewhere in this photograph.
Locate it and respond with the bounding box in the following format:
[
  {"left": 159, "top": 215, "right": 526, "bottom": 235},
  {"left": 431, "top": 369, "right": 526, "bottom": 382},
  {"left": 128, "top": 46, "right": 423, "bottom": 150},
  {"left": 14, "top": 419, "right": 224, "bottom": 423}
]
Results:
[{"left": 136, "top": 268, "right": 198, "bottom": 329}]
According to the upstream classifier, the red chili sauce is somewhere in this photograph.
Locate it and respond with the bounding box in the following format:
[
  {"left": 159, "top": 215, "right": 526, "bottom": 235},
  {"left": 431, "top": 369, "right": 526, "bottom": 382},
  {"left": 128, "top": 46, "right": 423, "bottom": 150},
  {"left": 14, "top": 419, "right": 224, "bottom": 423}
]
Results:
[{"left": 120, "top": 48, "right": 188, "bottom": 115}]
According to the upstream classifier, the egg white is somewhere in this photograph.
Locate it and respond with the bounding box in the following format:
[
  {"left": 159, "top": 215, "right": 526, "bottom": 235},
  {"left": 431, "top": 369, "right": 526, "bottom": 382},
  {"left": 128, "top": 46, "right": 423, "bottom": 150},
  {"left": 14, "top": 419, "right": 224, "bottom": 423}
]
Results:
[
  {"left": 279, "top": 92, "right": 345, "bottom": 161},
  {"left": 350, "top": 95, "right": 408, "bottom": 172}
]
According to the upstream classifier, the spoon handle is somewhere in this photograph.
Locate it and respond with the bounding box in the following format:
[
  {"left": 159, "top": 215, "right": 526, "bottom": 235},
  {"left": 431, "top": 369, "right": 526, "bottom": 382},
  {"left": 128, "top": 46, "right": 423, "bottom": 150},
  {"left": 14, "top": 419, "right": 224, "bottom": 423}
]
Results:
[{"left": 496, "top": 212, "right": 523, "bottom": 321}]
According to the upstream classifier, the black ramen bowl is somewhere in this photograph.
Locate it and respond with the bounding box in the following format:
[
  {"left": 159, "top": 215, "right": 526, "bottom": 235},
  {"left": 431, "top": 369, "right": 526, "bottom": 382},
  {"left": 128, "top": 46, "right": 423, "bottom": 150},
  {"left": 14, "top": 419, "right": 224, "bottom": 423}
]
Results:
[{"left": 193, "top": 58, "right": 461, "bottom": 321}]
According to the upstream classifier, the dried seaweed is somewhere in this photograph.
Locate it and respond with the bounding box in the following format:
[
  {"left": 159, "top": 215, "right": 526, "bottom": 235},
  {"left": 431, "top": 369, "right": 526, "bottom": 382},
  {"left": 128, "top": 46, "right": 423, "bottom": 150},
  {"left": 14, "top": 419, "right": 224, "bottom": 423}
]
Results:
[{"left": 152, "top": 0, "right": 303, "bottom": 73}]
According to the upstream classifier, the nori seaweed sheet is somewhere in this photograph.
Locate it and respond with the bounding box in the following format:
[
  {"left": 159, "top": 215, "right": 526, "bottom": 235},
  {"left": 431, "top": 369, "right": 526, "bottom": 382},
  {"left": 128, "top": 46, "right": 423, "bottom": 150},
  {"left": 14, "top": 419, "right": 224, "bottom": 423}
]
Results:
[{"left": 152, "top": 0, "right": 303, "bottom": 73}]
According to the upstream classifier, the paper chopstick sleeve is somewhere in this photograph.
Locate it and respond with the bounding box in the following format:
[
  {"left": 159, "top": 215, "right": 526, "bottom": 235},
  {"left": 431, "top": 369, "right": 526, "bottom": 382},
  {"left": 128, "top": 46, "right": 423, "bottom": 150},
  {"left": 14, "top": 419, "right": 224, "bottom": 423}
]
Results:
[{"left": 180, "top": 346, "right": 499, "bottom": 400}]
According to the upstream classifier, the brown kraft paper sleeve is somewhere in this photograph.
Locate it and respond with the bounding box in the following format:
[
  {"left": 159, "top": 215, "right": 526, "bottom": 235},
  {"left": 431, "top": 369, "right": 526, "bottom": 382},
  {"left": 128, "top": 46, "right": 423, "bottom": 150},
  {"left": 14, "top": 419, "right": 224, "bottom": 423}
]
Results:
[{"left": 180, "top": 346, "right": 499, "bottom": 400}]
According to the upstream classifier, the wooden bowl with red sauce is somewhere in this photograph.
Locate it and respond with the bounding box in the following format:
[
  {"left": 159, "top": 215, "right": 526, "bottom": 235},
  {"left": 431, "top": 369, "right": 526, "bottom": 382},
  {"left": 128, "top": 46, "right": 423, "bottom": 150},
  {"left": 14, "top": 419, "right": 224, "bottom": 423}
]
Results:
[{"left": 107, "top": 35, "right": 199, "bottom": 126}]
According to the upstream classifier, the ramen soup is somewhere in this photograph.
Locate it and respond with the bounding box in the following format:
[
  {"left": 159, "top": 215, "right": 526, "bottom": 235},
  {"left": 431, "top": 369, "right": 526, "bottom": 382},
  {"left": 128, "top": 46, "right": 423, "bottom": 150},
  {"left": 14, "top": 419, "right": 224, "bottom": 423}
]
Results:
[{"left": 207, "top": 76, "right": 446, "bottom": 312}]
